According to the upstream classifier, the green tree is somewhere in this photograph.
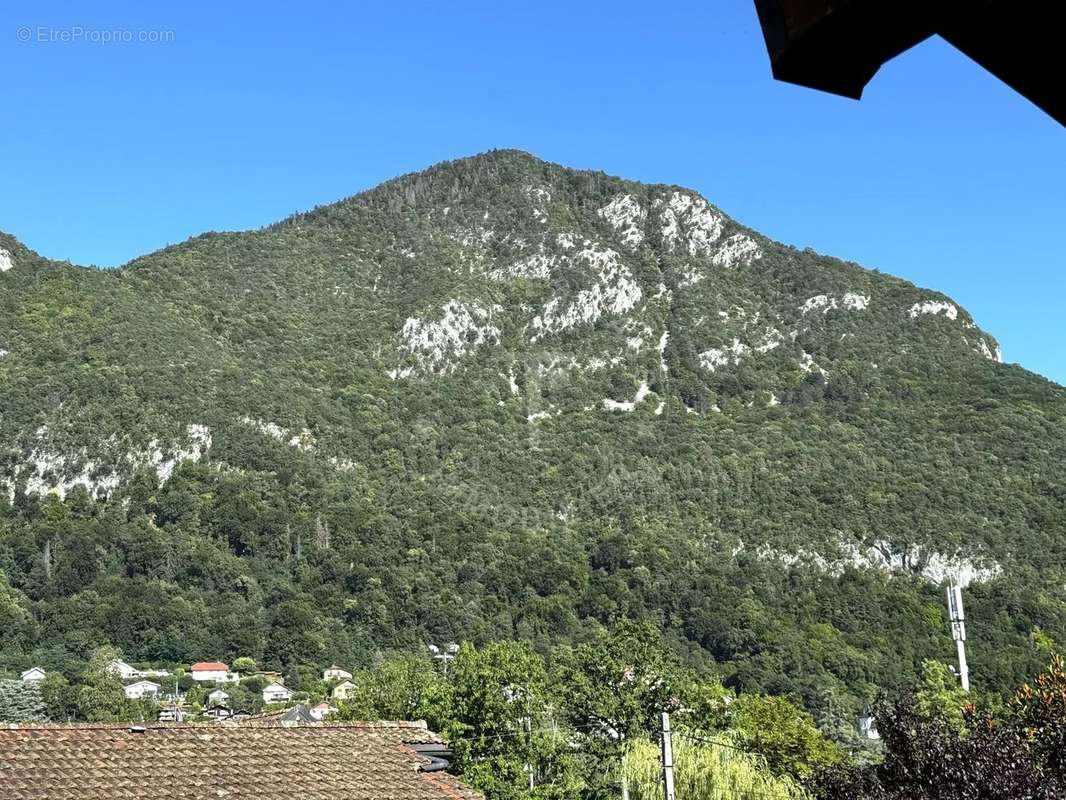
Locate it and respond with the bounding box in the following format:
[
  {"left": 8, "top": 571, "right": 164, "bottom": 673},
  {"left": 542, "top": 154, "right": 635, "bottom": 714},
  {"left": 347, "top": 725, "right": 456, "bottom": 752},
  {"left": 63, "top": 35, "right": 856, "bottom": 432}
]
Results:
[
  {"left": 624, "top": 733, "right": 812, "bottom": 800},
  {"left": 0, "top": 574, "right": 33, "bottom": 650},
  {"left": 226, "top": 681, "right": 264, "bottom": 714},
  {"left": 730, "top": 694, "right": 843, "bottom": 780},
  {"left": 914, "top": 659, "right": 969, "bottom": 730},
  {"left": 339, "top": 652, "right": 448, "bottom": 723},
  {"left": 233, "top": 656, "right": 257, "bottom": 674},
  {"left": 0, "top": 680, "right": 46, "bottom": 722},
  {"left": 186, "top": 684, "right": 208, "bottom": 711},
  {"left": 555, "top": 621, "right": 688, "bottom": 741},
  {"left": 554, "top": 620, "right": 692, "bottom": 797},
  {"left": 40, "top": 672, "right": 78, "bottom": 722},
  {"left": 76, "top": 646, "right": 141, "bottom": 722},
  {"left": 445, "top": 641, "right": 581, "bottom": 800}
]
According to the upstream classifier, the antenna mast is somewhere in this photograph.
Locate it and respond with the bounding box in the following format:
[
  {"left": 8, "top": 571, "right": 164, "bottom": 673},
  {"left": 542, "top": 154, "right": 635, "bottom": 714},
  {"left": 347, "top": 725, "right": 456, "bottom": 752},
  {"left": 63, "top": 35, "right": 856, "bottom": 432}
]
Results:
[{"left": 946, "top": 584, "right": 970, "bottom": 692}]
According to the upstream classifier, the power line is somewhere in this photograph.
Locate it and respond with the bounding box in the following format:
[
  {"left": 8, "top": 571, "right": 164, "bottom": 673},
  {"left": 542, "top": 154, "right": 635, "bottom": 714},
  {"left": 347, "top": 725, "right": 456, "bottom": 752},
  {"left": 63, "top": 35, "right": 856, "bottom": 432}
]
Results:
[
  {"left": 439, "top": 720, "right": 763, "bottom": 756},
  {"left": 671, "top": 730, "right": 758, "bottom": 754},
  {"left": 442, "top": 719, "right": 621, "bottom": 746}
]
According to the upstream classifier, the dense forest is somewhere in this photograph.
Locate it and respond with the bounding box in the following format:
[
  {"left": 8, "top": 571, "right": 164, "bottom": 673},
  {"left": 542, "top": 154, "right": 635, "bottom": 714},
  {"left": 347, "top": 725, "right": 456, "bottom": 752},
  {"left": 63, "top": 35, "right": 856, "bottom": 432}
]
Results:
[{"left": 2, "top": 150, "right": 1066, "bottom": 737}]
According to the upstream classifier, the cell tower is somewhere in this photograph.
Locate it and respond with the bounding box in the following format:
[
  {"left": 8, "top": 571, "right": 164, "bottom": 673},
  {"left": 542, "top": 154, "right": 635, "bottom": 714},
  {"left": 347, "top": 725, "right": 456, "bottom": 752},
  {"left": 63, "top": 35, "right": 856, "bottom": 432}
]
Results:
[{"left": 946, "top": 584, "right": 970, "bottom": 692}]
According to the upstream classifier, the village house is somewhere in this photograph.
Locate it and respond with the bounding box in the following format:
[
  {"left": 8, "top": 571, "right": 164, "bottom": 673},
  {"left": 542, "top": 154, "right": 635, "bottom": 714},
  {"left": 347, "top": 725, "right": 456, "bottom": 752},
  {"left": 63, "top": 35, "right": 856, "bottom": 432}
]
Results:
[
  {"left": 207, "top": 688, "right": 230, "bottom": 706},
  {"left": 189, "top": 661, "right": 236, "bottom": 683},
  {"left": 0, "top": 722, "right": 482, "bottom": 799},
  {"left": 157, "top": 707, "right": 184, "bottom": 723},
  {"left": 262, "top": 681, "right": 294, "bottom": 704},
  {"left": 203, "top": 703, "right": 232, "bottom": 722},
  {"left": 106, "top": 659, "right": 142, "bottom": 681},
  {"left": 330, "top": 679, "right": 356, "bottom": 700},
  {"left": 19, "top": 667, "right": 46, "bottom": 684},
  {"left": 123, "top": 680, "right": 162, "bottom": 700},
  {"left": 322, "top": 665, "right": 352, "bottom": 682}
]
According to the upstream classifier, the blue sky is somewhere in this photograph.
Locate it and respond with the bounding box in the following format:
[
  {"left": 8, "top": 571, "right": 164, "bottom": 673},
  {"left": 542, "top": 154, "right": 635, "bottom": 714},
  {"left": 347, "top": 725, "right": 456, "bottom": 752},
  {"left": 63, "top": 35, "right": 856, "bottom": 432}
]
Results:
[{"left": 2, "top": 1, "right": 1063, "bottom": 382}]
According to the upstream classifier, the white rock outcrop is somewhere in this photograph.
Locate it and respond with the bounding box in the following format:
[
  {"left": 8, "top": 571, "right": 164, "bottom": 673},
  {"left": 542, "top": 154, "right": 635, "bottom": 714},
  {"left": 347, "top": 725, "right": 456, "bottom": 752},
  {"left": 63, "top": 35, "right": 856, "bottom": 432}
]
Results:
[
  {"left": 700, "top": 339, "right": 749, "bottom": 372},
  {"left": 392, "top": 299, "right": 501, "bottom": 376},
  {"left": 239, "top": 417, "right": 315, "bottom": 451},
  {"left": 842, "top": 292, "right": 870, "bottom": 311},
  {"left": 531, "top": 246, "right": 642, "bottom": 340},
  {"left": 800, "top": 295, "right": 835, "bottom": 315},
  {"left": 655, "top": 192, "right": 724, "bottom": 257},
  {"left": 8, "top": 424, "right": 212, "bottom": 501},
  {"left": 598, "top": 194, "right": 646, "bottom": 249},
  {"left": 711, "top": 234, "right": 762, "bottom": 268},
  {"left": 800, "top": 293, "right": 870, "bottom": 314},
  {"left": 748, "top": 537, "right": 1001, "bottom": 588},
  {"left": 976, "top": 338, "right": 1003, "bottom": 362},
  {"left": 909, "top": 300, "right": 958, "bottom": 320},
  {"left": 490, "top": 253, "right": 554, "bottom": 281}
]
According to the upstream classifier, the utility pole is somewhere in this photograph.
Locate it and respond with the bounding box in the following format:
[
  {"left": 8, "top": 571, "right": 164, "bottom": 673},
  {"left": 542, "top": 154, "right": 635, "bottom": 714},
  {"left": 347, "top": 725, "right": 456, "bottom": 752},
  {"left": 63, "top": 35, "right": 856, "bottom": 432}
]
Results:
[
  {"left": 524, "top": 716, "right": 534, "bottom": 791},
  {"left": 428, "top": 643, "right": 459, "bottom": 677},
  {"left": 946, "top": 584, "right": 970, "bottom": 692},
  {"left": 660, "top": 712, "right": 676, "bottom": 800}
]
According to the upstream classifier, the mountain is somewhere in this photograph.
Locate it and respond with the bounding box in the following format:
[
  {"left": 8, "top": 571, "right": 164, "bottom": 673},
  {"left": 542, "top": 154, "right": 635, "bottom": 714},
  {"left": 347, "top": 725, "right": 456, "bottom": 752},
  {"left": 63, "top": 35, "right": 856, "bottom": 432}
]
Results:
[{"left": 2, "top": 150, "right": 1065, "bottom": 721}]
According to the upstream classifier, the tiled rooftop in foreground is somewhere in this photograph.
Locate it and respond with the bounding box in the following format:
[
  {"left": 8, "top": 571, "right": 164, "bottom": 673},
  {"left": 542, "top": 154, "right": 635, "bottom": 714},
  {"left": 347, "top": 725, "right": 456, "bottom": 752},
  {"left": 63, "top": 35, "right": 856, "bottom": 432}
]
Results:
[{"left": 0, "top": 721, "right": 481, "bottom": 800}]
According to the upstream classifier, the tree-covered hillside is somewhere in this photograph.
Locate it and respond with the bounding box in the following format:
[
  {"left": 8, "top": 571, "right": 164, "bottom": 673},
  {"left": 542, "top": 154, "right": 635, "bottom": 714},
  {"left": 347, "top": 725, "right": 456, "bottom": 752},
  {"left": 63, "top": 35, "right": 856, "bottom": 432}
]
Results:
[{"left": 1, "top": 150, "right": 1065, "bottom": 726}]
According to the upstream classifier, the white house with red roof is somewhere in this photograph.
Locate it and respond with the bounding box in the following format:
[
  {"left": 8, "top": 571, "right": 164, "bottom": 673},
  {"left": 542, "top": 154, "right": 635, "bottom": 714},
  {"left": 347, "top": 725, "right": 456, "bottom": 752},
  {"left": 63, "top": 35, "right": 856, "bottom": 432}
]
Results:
[{"left": 190, "top": 661, "right": 236, "bottom": 683}]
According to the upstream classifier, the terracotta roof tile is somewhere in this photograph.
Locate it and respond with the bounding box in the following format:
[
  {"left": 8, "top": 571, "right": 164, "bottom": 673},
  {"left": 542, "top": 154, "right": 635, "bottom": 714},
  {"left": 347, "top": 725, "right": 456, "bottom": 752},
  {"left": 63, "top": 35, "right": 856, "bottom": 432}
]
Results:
[
  {"left": 189, "top": 661, "right": 229, "bottom": 671},
  {"left": 0, "top": 722, "right": 482, "bottom": 800}
]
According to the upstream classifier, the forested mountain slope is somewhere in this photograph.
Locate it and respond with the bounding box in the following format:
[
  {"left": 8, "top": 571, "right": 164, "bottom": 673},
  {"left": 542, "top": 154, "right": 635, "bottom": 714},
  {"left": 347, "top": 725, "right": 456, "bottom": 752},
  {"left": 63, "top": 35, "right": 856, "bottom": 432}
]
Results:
[{"left": 2, "top": 150, "right": 1064, "bottom": 723}]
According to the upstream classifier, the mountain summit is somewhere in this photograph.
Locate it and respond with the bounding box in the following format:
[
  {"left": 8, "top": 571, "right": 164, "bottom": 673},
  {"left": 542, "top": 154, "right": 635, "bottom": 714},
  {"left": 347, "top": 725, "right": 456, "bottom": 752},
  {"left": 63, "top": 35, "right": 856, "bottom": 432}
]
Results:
[{"left": 1, "top": 150, "right": 1063, "bottom": 709}]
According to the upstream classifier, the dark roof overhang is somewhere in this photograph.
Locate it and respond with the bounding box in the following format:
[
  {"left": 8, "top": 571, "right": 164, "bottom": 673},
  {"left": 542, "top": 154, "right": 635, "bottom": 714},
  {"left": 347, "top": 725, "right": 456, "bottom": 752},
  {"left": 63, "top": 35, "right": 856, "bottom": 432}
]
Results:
[{"left": 752, "top": 0, "right": 1066, "bottom": 125}]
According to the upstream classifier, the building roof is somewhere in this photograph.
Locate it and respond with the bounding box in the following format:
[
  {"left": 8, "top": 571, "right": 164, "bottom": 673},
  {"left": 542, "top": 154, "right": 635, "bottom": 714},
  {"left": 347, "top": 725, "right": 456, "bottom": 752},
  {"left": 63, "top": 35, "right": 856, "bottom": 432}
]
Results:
[
  {"left": 0, "top": 722, "right": 481, "bottom": 800},
  {"left": 240, "top": 705, "right": 320, "bottom": 726},
  {"left": 190, "top": 661, "right": 229, "bottom": 671}
]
